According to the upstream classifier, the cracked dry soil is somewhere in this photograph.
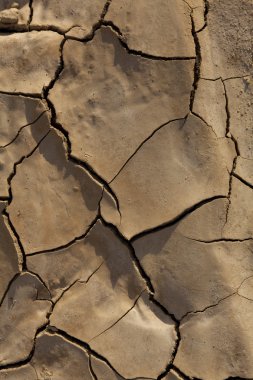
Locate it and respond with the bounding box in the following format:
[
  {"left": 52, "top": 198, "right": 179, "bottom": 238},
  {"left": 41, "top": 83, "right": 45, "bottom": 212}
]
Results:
[{"left": 0, "top": 0, "right": 252, "bottom": 379}]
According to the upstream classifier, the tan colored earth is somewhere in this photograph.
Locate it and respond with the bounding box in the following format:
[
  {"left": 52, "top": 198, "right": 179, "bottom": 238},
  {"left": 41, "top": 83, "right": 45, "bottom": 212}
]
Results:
[{"left": 0, "top": 0, "right": 252, "bottom": 379}]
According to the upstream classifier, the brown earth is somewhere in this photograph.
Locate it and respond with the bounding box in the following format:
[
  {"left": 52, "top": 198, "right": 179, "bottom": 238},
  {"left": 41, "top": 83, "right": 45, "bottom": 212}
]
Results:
[{"left": 0, "top": 1, "right": 252, "bottom": 379}]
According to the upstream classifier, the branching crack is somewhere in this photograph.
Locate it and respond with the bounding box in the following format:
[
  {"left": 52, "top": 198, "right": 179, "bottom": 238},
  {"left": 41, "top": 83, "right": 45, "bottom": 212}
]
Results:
[
  {"left": 41, "top": 35, "right": 121, "bottom": 224},
  {"left": 88, "top": 291, "right": 145, "bottom": 343},
  {"left": 0, "top": 109, "right": 48, "bottom": 149},
  {"left": 180, "top": 274, "right": 253, "bottom": 323},
  {"left": 110, "top": 116, "right": 188, "bottom": 183},
  {"left": 102, "top": 22, "right": 196, "bottom": 61}
]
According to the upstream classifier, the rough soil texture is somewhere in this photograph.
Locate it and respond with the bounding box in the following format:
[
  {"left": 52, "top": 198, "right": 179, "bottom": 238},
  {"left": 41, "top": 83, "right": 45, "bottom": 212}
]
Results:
[{"left": 0, "top": 1, "right": 252, "bottom": 379}]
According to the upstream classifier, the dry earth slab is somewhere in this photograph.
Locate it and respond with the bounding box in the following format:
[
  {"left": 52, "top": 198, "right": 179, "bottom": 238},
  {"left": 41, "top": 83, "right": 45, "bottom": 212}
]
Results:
[
  {"left": 0, "top": 201, "right": 19, "bottom": 301},
  {"left": 175, "top": 292, "right": 253, "bottom": 380},
  {"left": 0, "top": 1, "right": 29, "bottom": 29},
  {"left": 0, "top": 31, "right": 62, "bottom": 93},
  {"left": 49, "top": 26, "right": 194, "bottom": 181},
  {"left": 193, "top": 78, "right": 227, "bottom": 137},
  {"left": 105, "top": 0, "right": 195, "bottom": 57},
  {"left": 198, "top": 0, "right": 253, "bottom": 79},
  {"left": 225, "top": 75, "right": 253, "bottom": 158},
  {"left": 0, "top": 98, "right": 50, "bottom": 197},
  {"left": 0, "top": 272, "right": 51, "bottom": 366},
  {"left": 133, "top": 198, "right": 253, "bottom": 319},
  {"left": 41, "top": 220, "right": 177, "bottom": 379},
  {"left": 0, "top": 331, "right": 94, "bottom": 379},
  {"left": 101, "top": 113, "right": 235, "bottom": 239},
  {"left": 8, "top": 129, "right": 103, "bottom": 253},
  {"left": 31, "top": 0, "right": 107, "bottom": 36}
]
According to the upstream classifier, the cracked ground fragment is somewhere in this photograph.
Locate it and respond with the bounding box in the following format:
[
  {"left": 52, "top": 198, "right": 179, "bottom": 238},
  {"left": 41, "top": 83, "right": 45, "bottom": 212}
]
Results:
[
  {"left": 0, "top": 94, "right": 47, "bottom": 147},
  {"left": 198, "top": 0, "right": 253, "bottom": 79},
  {"left": 27, "top": 219, "right": 136, "bottom": 302},
  {"left": 8, "top": 129, "right": 103, "bottom": 253},
  {"left": 0, "top": 272, "right": 51, "bottom": 366},
  {"left": 101, "top": 113, "right": 235, "bottom": 239},
  {"left": 90, "top": 355, "right": 151, "bottom": 380},
  {"left": 0, "top": 202, "right": 19, "bottom": 301},
  {"left": 175, "top": 294, "right": 253, "bottom": 380},
  {"left": 31, "top": 0, "right": 107, "bottom": 36},
  {"left": 0, "top": 99, "right": 50, "bottom": 196},
  {"left": 0, "top": 1, "right": 29, "bottom": 29},
  {"left": 133, "top": 198, "right": 253, "bottom": 319},
  {"left": 47, "top": 220, "right": 176, "bottom": 379},
  {"left": 105, "top": 0, "right": 195, "bottom": 57},
  {"left": 49, "top": 26, "right": 194, "bottom": 181},
  {"left": 0, "top": 331, "right": 93, "bottom": 379},
  {"left": 225, "top": 76, "right": 253, "bottom": 158},
  {"left": 89, "top": 293, "right": 176, "bottom": 379},
  {"left": 164, "top": 370, "right": 184, "bottom": 380},
  {"left": 186, "top": 0, "right": 205, "bottom": 32},
  {"left": 0, "top": 0, "right": 252, "bottom": 377},
  {"left": 0, "top": 31, "right": 62, "bottom": 93},
  {"left": 235, "top": 157, "right": 253, "bottom": 187},
  {"left": 0, "top": 365, "right": 36, "bottom": 379},
  {"left": 193, "top": 78, "right": 227, "bottom": 137},
  {"left": 223, "top": 176, "right": 253, "bottom": 239}
]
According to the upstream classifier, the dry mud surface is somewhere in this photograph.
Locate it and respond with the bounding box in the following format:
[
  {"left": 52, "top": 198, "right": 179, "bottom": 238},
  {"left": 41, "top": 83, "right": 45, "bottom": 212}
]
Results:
[{"left": 0, "top": 1, "right": 252, "bottom": 379}]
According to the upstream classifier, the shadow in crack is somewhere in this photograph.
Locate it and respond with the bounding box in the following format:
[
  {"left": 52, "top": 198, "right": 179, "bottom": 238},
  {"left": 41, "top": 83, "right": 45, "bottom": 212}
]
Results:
[
  {"left": 133, "top": 199, "right": 253, "bottom": 320},
  {"left": 33, "top": 128, "right": 102, "bottom": 213}
]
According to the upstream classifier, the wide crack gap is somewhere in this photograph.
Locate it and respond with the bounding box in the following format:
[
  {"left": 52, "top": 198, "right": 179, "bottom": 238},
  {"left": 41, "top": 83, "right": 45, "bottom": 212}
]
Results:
[
  {"left": 196, "top": 0, "right": 210, "bottom": 33},
  {"left": 222, "top": 79, "right": 240, "bottom": 227},
  {"left": 131, "top": 195, "right": 227, "bottom": 243},
  {"left": 101, "top": 21, "right": 196, "bottom": 61},
  {"left": 101, "top": 0, "right": 113, "bottom": 20},
  {"left": 189, "top": 11, "right": 201, "bottom": 111},
  {"left": 98, "top": 216, "right": 181, "bottom": 378},
  {"left": 88, "top": 354, "right": 98, "bottom": 380},
  {"left": 191, "top": 110, "right": 218, "bottom": 137},
  {"left": 28, "top": 0, "right": 33, "bottom": 27},
  {"left": 169, "top": 365, "right": 192, "bottom": 380},
  {"left": 64, "top": 20, "right": 196, "bottom": 61}
]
